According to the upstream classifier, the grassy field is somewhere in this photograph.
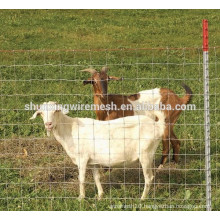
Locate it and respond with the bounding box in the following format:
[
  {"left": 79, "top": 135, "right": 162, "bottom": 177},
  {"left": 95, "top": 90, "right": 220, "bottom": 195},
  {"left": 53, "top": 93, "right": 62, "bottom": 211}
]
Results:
[{"left": 0, "top": 9, "right": 220, "bottom": 211}]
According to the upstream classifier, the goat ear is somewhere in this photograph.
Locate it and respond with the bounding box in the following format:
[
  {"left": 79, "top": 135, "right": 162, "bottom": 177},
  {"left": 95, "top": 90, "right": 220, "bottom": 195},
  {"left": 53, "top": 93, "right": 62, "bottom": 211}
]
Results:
[
  {"left": 101, "top": 66, "right": 108, "bottom": 74},
  {"left": 30, "top": 111, "right": 41, "bottom": 120},
  {"left": 80, "top": 68, "right": 97, "bottom": 74},
  {"left": 55, "top": 105, "right": 69, "bottom": 115},
  {"left": 83, "top": 78, "right": 94, "bottom": 85},
  {"left": 108, "top": 76, "right": 123, "bottom": 81}
]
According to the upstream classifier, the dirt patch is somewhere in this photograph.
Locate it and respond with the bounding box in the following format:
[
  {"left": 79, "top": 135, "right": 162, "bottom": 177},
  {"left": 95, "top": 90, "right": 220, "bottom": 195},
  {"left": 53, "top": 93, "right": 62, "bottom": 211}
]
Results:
[{"left": 0, "top": 137, "right": 185, "bottom": 193}]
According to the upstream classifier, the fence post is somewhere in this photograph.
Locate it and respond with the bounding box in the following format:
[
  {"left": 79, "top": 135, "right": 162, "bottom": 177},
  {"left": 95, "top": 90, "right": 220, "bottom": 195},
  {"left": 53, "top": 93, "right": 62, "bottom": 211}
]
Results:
[{"left": 203, "top": 19, "right": 212, "bottom": 211}]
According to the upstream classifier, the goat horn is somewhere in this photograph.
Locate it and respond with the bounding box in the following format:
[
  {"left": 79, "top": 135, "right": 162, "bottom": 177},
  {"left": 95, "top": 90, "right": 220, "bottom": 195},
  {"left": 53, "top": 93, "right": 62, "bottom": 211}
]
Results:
[
  {"left": 80, "top": 68, "right": 97, "bottom": 74},
  {"left": 101, "top": 66, "right": 108, "bottom": 73}
]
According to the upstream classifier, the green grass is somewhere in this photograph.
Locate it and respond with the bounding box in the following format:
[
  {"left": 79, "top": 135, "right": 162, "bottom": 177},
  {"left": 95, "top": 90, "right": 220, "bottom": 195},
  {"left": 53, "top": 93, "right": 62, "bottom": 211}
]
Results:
[
  {"left": 0, "top": 9, "right": 220, "bottom": 211},
  {"left": 0, "top": 9, "right": 220, "bottom": 50}
]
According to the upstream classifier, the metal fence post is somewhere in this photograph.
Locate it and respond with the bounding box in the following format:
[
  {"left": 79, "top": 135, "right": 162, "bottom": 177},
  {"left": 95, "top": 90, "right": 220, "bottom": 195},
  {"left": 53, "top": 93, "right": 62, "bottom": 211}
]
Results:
[{"left": 203, "top": 19, "right": 212, "bottom": 211}]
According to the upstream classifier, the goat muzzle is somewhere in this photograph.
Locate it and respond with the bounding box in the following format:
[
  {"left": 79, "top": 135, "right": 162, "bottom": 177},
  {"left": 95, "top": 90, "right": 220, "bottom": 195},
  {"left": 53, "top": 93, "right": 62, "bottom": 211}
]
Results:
[{"left": 45, "top": 122, "right": 53, "bottom": 131}]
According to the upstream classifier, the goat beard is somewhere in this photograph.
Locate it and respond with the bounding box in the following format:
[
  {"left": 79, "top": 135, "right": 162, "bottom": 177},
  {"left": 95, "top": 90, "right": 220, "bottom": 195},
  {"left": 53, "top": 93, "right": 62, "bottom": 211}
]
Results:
[
  {"left": 46, "top": 125, "right": 56, "bottom": 137},
  {"left": 47, "top": 130, "right": 51, "bottom": 137},
  {"left": 46, "top": 128, "right": 53, "bottom": 137},
  {"left": 46, "top": 127, "right": 55, "bottom": 137}
]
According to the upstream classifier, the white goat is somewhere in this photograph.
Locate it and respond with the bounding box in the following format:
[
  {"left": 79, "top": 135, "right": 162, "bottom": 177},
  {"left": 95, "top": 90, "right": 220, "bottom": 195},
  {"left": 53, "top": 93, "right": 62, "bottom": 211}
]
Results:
[{"left": 30, "top": 101, "right": 165, "bottom": 200}]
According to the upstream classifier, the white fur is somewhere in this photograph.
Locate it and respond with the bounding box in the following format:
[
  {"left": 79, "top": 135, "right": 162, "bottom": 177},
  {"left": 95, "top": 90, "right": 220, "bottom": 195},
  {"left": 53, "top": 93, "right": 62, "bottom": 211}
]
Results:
[
  {"left": 128, "top": 88, "right": 163, "bottom": 120},
  {"left": 30, "top": 101, "right": 165, "bottom": 200}
]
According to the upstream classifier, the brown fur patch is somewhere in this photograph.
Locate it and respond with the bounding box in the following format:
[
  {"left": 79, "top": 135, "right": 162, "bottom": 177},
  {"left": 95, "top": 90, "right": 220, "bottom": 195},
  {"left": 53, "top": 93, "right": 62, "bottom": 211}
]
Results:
[
  {"left": 159, "top": 87, "right": 191, "bottom": 165},
  {"left": 128, "top": 93, "right": 140, "bottom": 101}
]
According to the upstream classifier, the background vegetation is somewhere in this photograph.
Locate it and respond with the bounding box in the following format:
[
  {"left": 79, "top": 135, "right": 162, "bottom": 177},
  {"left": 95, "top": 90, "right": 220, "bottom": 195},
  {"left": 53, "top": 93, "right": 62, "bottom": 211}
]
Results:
[{"left": 0, "top": 9, "right": 219, "bottom": 210}]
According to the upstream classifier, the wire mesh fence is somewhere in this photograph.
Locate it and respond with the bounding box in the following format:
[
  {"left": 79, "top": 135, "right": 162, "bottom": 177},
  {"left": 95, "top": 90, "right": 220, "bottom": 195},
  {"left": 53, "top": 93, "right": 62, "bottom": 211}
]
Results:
[{"left": 0, "top": 47, "right": 219, "bottom": 210}]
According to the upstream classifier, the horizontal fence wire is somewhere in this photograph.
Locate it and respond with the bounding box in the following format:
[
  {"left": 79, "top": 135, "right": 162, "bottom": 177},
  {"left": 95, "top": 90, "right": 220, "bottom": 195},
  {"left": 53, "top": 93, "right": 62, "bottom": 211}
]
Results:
[{"left": 0, "top": 46, "right": 220, "bottom": 52}]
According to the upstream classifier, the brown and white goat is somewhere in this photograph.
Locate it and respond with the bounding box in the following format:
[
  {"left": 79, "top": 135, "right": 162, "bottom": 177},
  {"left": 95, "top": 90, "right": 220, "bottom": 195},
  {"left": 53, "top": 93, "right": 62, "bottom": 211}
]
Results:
[{"left": 82, "top": 67, "right": 192, "bottom": 167}]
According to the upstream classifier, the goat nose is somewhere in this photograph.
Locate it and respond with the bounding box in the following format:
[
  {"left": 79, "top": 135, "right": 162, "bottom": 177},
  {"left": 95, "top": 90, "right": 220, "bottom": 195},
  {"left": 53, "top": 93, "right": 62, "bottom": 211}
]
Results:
[{"left": 45, "top": 122, "right": 52, "bottom": 126}]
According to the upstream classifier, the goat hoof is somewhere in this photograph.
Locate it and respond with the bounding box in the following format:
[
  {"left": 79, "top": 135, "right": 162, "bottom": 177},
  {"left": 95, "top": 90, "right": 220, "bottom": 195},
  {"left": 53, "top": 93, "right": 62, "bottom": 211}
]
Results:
[
  {"left": 97, "top": 194, "right": 103, "bottom": 201},
  {"left": 77, "top": 195, "right": 85, "bottom": 201},
  {"left": 158, "top": 164, "right": 163, "bottom": 169},
  {"left": 157, "top": 164, "right": 163, "bottom": 172}
]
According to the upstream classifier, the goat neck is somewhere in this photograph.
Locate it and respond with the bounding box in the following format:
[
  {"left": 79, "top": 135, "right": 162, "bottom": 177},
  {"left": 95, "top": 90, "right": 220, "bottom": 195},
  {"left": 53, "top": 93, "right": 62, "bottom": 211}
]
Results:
[{"left": 52, "top": 112, "right": 75, "bottom": 144}]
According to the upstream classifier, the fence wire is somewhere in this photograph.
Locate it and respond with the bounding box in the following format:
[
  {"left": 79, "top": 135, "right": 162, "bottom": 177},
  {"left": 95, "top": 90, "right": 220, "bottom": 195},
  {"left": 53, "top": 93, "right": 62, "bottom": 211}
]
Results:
[{"left": 0, "top": 47, "right": 219, "bottom": 211}]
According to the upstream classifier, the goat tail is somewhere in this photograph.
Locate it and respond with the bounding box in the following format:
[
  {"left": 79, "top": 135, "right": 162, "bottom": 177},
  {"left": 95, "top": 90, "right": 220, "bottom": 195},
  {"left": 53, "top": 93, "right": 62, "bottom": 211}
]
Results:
[{"left": 181, "top": 83, "right": 193, "bottom": 105}]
